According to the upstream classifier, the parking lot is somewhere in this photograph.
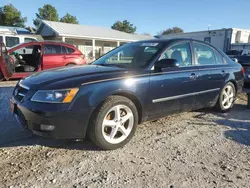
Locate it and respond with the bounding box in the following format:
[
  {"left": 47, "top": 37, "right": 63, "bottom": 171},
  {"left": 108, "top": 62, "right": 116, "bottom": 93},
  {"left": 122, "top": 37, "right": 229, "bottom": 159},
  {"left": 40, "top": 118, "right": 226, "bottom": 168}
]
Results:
[{"left": 0, "top": 81, "right": 250, "bottom": 188}]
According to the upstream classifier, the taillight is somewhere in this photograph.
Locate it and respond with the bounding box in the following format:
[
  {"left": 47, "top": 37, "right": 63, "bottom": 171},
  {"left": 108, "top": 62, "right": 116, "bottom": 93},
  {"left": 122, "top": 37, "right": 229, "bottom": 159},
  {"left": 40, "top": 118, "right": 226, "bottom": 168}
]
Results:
[{"left": 242, "top": 67, "right": 245, "bottom": 75}]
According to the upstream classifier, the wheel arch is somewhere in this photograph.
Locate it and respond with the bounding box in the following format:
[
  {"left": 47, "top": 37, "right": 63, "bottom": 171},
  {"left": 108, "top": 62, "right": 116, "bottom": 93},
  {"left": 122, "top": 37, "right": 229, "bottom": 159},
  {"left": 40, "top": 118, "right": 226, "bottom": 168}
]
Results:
[
  {"left": 89, "top": 90, "right": 144, "bottom": 126},
  {"left": 66, "top": 62, "right": 76, "bottom": 66},
  {"left": 226, "top": 79, "right": 238, "bottom": 93},
  {"left": 112, "top": 91, "right": 143, "bottom": 124}
]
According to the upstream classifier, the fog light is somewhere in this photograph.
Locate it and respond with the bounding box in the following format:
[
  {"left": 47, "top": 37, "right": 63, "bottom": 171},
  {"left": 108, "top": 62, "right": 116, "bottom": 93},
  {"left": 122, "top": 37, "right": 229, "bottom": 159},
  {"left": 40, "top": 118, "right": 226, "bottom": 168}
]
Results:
[
  {"left": 247, "top": 74, "right": 250, "bottom": 79},
  {"left": 40, "top": 124, "right": 55, "bottom": 131}
]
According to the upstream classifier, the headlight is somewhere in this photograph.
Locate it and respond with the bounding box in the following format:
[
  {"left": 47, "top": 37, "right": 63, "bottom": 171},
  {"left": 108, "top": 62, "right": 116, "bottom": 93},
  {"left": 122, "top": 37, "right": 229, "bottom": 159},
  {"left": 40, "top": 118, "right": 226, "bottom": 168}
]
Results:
[{"left": 31, "top": 88, "right": 79, "bottom": 103}]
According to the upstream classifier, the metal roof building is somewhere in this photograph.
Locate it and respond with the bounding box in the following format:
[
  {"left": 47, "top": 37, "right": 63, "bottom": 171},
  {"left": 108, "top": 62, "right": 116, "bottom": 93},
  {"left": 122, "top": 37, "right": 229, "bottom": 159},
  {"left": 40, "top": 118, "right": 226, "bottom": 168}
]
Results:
[{"left": 37, "top": 20, "right": 152, "bottom": 61}]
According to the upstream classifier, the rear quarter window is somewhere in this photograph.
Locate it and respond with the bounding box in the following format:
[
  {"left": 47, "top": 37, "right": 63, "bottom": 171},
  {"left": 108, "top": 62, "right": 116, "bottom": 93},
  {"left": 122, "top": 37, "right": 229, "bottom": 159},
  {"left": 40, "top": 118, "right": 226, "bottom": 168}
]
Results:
[{"left": 66, "top": 47, "right": 75, "bottom": 54}]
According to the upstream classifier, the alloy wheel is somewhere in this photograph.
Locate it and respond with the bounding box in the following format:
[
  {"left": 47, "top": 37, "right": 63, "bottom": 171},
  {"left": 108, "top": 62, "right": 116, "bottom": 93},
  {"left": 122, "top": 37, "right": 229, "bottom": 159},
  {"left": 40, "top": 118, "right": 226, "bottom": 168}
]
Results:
[
  {"left": 102, "top": 105, "right": 134, "bottom": 144},
  {"left": 221, "top": 85, "right": 235, "bottom": 109}
]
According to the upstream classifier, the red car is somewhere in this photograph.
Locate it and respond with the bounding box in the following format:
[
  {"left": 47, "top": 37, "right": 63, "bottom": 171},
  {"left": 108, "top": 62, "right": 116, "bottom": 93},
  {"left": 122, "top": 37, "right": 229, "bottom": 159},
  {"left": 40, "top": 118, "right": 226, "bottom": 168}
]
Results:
[{"left": 0, "top": 41, "right": 86, "bottom": 80}]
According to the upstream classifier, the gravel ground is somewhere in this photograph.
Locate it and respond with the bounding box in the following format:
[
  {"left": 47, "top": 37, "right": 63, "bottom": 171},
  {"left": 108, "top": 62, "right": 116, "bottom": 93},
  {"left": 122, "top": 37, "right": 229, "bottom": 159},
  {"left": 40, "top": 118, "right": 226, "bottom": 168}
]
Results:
[{"left": 0, "top": 82, "right": 250, "bottom": 188}]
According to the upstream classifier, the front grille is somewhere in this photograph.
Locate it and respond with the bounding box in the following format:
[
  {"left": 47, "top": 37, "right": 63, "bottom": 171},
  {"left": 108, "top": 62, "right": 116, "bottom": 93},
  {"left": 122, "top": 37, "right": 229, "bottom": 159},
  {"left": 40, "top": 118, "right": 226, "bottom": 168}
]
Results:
[{"left": 14, "top": 84, "right": 29, "bottom": 102}]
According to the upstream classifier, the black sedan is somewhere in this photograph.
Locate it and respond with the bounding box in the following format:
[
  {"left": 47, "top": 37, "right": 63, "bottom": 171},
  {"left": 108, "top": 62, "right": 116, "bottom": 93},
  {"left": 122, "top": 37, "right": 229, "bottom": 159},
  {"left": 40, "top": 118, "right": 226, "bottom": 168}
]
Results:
[{"left": 10, "top": 39, "right": 244, "bottom": 150}]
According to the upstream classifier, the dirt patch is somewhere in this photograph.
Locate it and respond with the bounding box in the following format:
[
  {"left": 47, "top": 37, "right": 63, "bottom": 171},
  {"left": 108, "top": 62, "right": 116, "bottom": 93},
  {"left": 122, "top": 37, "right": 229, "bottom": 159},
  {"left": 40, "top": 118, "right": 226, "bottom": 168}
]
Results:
[{"left": 0, "top": 88, "right": 249, "bottom": 188}]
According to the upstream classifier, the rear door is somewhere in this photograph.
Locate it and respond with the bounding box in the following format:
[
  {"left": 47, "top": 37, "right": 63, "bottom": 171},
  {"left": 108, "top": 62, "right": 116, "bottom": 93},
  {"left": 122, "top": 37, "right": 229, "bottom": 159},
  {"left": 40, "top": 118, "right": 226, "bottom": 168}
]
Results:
[
  {"left": 0, "top": 42, "right": 13, "bottom": 80},
  {"left": 42, "top": 44, "right": 66, "bottom": 69},
  {"left": 192, "top": 42, "right": 227, "bottom": 108}
]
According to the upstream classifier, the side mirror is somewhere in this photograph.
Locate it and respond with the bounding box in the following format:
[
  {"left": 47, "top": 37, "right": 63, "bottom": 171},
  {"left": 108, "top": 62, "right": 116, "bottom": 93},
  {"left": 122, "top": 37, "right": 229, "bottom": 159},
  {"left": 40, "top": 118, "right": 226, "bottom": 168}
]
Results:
[{"left": 155, "top": 59, "right": 180, "bottom": 70}]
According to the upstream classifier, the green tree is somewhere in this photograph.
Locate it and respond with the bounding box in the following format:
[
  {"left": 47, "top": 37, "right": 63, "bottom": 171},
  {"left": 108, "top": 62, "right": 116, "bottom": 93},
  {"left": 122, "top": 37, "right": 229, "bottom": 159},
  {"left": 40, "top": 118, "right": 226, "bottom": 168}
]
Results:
[
  {"left": 33, "top": 4, "right": 59, "bottom": 27},
  {"left": 111, "top": 20, "right": 136, "bottom": 34},
  {"left": 60, "top": 13, "right": 79, "bottom": 24},
  {"left": 161, "top": 27, "right": 184, "bottom": 35},
  {"left": 0, "top": 4, "right": 27, "bottom": 27}
]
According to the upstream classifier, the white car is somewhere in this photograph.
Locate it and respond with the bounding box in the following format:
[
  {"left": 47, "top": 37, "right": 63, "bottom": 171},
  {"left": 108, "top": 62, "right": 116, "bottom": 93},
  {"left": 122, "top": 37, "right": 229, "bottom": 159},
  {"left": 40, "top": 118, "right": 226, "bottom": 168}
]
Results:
[{"left": 0, "top": 29, "right": 42, "bottom": 49}]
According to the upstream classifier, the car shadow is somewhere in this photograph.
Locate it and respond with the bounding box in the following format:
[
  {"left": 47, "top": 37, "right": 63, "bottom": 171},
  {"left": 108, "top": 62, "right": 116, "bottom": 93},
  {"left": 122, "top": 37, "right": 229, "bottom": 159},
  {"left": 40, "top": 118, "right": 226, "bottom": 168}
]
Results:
[
  {"left": 193, "top": 103, "right": 250, "bottom": 146},
  {"left": 0, "top": 85, "right": 100, "bottom": 151},
  {"left": 0, "top": 122, "right": 100, "bottom": 151}
]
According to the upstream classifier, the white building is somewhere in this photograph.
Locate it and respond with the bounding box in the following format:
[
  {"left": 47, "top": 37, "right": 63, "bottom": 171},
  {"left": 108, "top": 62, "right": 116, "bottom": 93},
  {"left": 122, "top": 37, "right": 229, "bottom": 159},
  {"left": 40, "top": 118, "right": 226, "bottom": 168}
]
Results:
[
  {"left": 156, "top": 28, "right": 250, "bottom": 52},
  {"left": 36, "top": 20, "right": 152, "bottom": 62}
]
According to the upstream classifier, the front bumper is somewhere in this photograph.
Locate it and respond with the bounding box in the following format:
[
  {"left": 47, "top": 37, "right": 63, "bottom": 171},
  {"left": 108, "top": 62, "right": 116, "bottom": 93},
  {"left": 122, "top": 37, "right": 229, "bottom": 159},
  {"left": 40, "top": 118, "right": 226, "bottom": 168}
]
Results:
[{"left": 11, "top": 98, "right": 91, "bottom": 139}]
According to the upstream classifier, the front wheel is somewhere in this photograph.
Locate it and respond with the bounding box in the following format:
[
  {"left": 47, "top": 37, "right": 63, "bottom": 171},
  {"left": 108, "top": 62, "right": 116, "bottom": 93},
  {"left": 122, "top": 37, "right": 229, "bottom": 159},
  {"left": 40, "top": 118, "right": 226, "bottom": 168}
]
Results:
[
  {"left": 88, "top": 96, "right": 138, "bottom": 150},
  {"left": 216, "top": 82, "right": 236, "bottom": 112}
]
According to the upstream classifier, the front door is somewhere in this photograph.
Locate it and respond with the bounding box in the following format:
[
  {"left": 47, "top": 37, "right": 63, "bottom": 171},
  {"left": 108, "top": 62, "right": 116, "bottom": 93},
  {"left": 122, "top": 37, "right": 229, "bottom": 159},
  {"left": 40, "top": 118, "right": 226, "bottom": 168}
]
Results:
[
  {"left": 149, "top": 41, "right": 200, "bottom": 119},
  {"left": 0, "top": 42, "right": 13, "bottom": 80},
  {"left": 192, "top": 42, "right": 227, "bottom": 108}
]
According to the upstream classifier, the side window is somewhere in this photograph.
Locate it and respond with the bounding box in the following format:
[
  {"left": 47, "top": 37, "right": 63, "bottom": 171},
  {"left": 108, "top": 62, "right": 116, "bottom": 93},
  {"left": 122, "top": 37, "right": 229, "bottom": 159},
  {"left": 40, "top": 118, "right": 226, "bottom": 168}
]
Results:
[
  {"left": 0, "top": 36, "right": 3, "bottom": 43},
  {"left": 44, "top": 45, "right": 62, "bottom": 54},
  {"left": 214, "top": 50, "right": 224, "bottom": 64},
  {"left": 106, "top": 45, "right": 158, "bottom": 65},
  {"left": 159, "top": 42, "right": 192, "bottom": 67},
  {"left": 14, "top": 46, "right": 34, "bottom": 55},
  {"left": 24, "top": 38, "right": 37, "bottom": 43},
  {"left": 6, "top": 37, "right": 20, "bottom": 47},
  {"left": 194, "top": 43, "right": 217, "bottom": 65},
  {"left": 66, "top": 47, "right": 75, "bottom": 54}
]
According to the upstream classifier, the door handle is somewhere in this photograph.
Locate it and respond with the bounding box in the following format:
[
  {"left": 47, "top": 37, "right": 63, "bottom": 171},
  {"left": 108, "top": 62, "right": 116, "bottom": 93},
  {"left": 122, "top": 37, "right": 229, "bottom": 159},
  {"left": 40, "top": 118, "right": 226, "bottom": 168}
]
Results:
[
  {"left": 221, "top": 70, "right": 226, "bottom": 76},
  {"left": 190, "top": 73, "right": 198, "bottom": 80}
]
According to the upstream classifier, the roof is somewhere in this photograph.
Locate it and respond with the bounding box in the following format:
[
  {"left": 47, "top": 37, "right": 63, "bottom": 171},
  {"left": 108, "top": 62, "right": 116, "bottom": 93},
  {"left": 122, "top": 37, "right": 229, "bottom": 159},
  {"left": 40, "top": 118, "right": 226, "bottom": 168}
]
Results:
[
  {"left": 156, "top": 28, "right": 250, "bottom": 38},
  {"left": 0, "top": 26, "right": 31, "bottom": 34},
  {"left": 38, "top": 20, "right": 153, "bottom": 42},
  {"left": 8, "top": 41, "right": 78, "bottom": 51}
]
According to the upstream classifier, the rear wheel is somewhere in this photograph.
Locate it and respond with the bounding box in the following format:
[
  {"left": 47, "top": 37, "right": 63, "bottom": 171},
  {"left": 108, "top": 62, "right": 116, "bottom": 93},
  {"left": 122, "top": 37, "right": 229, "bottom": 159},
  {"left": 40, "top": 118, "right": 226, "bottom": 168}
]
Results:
[
  {"left": 88, "top": 96, "right": 138, "bottom": 150},
  {"left": 216, "top": 82, "right": 236, "bottom": 112}
]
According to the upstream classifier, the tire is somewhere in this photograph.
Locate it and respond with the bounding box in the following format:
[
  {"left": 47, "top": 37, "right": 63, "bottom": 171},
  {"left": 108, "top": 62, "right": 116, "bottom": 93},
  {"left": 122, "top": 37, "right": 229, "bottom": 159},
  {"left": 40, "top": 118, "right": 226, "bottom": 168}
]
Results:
[
  {"left": 88, "top": 96, "right": 138, "bottom": 150},
  {"left": 216, "top": 82, "right": 236, "bottom": 112}
]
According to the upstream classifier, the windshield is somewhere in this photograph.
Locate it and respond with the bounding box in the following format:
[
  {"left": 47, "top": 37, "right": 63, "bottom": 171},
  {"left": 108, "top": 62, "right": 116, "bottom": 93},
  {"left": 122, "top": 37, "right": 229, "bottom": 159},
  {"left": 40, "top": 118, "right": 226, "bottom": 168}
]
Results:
[{"left": 93, "top": 42, "right": 163, "bottom": 69}]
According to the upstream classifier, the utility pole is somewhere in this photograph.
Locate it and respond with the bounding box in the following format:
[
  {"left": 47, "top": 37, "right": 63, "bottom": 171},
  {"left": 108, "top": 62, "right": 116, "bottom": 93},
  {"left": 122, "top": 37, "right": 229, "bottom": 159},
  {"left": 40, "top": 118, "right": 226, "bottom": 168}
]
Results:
[{"left": 208, "top": 25, "right": 211, "bottom": 31}]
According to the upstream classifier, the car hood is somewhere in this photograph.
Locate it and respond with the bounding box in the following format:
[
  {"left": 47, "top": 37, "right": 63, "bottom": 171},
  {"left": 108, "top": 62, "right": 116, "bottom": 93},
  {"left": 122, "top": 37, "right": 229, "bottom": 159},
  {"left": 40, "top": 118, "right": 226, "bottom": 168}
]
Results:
[{"left": 20, "top": 65, "right": 130, "bottom": 89}]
